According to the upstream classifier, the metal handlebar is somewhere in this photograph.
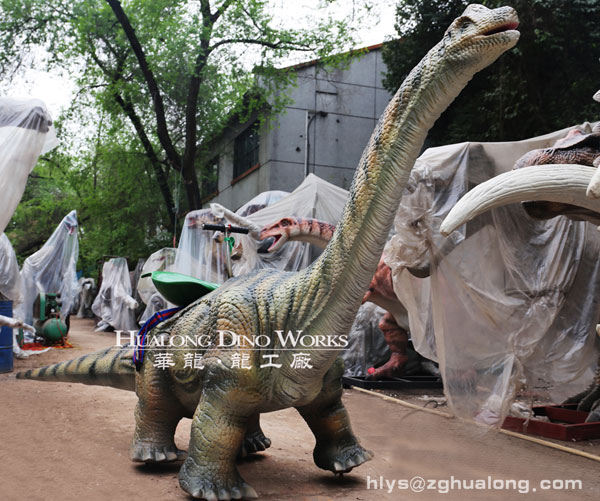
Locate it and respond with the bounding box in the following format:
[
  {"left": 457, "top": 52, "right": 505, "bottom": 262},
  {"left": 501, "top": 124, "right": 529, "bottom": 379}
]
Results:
[{"left": 202, "top": 224, "right": 249, "bottom": 234}]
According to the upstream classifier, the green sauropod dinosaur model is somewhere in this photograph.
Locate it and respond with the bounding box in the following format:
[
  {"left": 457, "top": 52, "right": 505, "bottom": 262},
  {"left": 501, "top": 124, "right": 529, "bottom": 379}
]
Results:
[{"left": 17, "top": 5, "right": 519, "bottom": 499}]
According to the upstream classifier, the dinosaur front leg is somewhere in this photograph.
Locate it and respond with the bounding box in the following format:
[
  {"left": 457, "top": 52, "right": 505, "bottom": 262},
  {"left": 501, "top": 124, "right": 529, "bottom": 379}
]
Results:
[
  {"left": 296, "top": 358, "right": 373, "bottom": 473},
  {"left": 131, "top": 361, "right": 187, "bottom": 463},
  {"left": 179, "top": 376, "right": 258, "bottom": 499},
  {"left": 240, "top": 413, "right": 271, "bottom": 458},
  {"left": 563, "top": 354, "right": 600, "bottom": 422}
]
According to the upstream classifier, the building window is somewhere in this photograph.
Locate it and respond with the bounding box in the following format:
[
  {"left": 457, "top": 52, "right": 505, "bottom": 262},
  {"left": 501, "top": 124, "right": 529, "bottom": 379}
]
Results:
[
  {"left": 201, "top": 157, "right": 219, "bottom": 199},
  {"left": 234, "top": 121, "right": 260, "bottom": 179}
]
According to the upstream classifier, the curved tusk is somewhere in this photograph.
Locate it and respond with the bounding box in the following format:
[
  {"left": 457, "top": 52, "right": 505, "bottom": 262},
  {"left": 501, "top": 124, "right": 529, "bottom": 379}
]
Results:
[
  {"left": 440, "top": 164, "right": 599, "bottom": 236},
  {"left": 586, "top": 164, "right": 600, "bottom": 199}
]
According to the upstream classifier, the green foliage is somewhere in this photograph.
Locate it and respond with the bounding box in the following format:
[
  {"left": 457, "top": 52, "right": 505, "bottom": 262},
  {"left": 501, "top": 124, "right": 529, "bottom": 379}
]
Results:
[
  {"left": 382, "top": 0, "right": 600, "bottom": 145},
  {"left": 77, "top": 145, "right": 172, "bottom": 268},
  {"left": 0, "top": 0, "right": 361, "bottom": 268},
  {"left": 7, "top": 131, "right": 172, "bottom": 271},
  {"left": 6, "top": 159, "right": 77, "bottom": 265},
  {"left": 0, "top": 0, "right": 359, "bottom": 192}
]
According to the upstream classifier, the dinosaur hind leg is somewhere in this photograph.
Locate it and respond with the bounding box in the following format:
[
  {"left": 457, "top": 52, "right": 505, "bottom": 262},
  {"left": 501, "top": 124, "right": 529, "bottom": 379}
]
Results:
[
  {"left": 239, "top": 413, "right": 271, "bottom": 458},
  {"left": 369, "top": 312, "right": 409, "bottom": 379},
  {"left": 296, "top": 358, "right": 373, "bottom": 473},
  {"left": 131, "top": 361, "right": 187, "bottom": 463}
]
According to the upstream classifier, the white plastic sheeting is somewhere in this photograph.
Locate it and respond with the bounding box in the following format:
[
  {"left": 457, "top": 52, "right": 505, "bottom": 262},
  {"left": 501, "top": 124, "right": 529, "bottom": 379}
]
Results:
[
  {"left": 386, "top": 123, "right": 600, "bottom": 425},
  {"left": 175, "top": 191, "right": 289, "bottom": 284},
  {"left": 130, "top": 258, "right": 146, "bottom": 308},
  {"left": 75, "top": 277, "right": 97, "bottom": 318},
  {"left": 92, "top": 257, "right": 138, "bottom": 332},
  {"left": 0, "top": 97, "right": 58, "bottom": 235},
  {"left": 235, "top": 190, "right": 289, "bottom": 218},
  {"left": 0, "top": 234, "right": 23, "bottom": 304},
  {"left": 340, "top": 303, "right": 391, "bottom": 377},
  {"left": 137, "top": 248, "right": 178, "bottom": 324},
  {"left": 220, "top": 174, "right": 348, "bottom": 276},
  {"left": 174, "top": 209, "right": 229, "bottom": 284},
  {"left": 16, "top": 211, "right": 79, "bottom": 336}
]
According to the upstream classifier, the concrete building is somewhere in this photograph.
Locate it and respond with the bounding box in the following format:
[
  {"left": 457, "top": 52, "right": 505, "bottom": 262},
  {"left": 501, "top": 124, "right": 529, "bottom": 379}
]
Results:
[{"left": 203, "top": 44, "right": 392, "bottom": 211}]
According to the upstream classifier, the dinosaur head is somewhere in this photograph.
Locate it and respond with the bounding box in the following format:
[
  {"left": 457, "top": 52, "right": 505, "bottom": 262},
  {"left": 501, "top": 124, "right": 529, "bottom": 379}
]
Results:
[
  {"left": 259, "top": 217, "right": 297, "bottom": 253},
  {"left": 433, "top": 4, "right": 519, "bottom": 79}
]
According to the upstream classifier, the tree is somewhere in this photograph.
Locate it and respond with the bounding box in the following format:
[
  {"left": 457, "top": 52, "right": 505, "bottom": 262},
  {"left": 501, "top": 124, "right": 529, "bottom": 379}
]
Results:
[
  {"left": 7, "top": 121, "right": 174, "bottom": 271},
  {"left": 382, "top": 0, "right": 600, "bottom": 146},
  {"left": 0, "top": 0, "right": 360, "bottom": 230}
]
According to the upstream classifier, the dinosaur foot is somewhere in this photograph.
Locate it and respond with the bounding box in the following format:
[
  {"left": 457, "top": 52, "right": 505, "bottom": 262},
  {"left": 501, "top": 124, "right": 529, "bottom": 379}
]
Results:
[
  {"left": 179, "top": 460, "right": 257, "bottom": 500},
  {"left": 588, "top": 402, "right": 600, "bottom": 422},
  {"left": 313, "top": 440, "right": 374, "bottom": 474},
  {"left": 130, "top": 442, "right": 187, "bottom": 463},
  {"left": 239, "top": 430, "right": 272, "bottom": 458},
  {"left": 563, "top": 383, "right": 600, "bottom": 423},
  {"left": 367, "top": 353, "right": 409, "bottom": 380}
]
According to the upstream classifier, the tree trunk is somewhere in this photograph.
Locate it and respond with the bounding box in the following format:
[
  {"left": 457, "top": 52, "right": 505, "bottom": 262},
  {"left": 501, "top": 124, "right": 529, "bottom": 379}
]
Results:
[{"left": 182, "top": 160, "right": 203, "bottom": 210}]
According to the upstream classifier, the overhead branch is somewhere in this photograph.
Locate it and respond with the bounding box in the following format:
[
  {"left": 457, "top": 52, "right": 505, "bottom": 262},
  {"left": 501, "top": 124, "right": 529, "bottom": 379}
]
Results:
[
  {"left": 210, "top": 0, "right": 236, "bottom": 24},
  {"left": 113, "top": 91, "right": 178, "bottom": 226},
  {"left": 240, "top": 3, "right": 270, "bottom": 35},
  {"left": 179, "top": 0, "right": 227, "bottom": 209},
  {"left": 88, "top": 43, "right": 177, "bottom": 226},
  {"left": 104, "top": 0, "right": 182, "bottom": 168},
  {"left": 209, "top": 38, "right": 312, "bottom": 52}
]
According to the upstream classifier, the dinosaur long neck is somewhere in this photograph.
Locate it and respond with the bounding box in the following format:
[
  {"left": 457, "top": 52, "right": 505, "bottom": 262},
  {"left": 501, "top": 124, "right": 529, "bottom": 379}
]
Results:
[
  {"left": 293, "top": 49, "right": 475, "bottom": 345},
  {"left": 290, "top": 218, "right": 335, "bottom": 249}
]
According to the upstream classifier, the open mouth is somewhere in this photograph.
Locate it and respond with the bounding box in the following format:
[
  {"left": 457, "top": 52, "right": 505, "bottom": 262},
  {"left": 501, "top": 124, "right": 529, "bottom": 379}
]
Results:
[
  {"left": 522, "top": 201, "right": 600, "bottom": 224},
  {"left": 267, "top": 234, "right": 282, "bottom": 252},
  {"left": 482, "top": 21, "right": 519, "bottom": 36}
]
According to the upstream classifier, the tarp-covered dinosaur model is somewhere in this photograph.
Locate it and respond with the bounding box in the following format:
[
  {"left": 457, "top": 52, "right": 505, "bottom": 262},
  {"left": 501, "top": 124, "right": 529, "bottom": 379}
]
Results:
[
  {"left": 18, "top": 5, "right": 519, "bottom": 499},
  {"left": 440, "top": 111, "right": 600, "bottom": 423},
  {"left": 0, "top": 98, "right": 57, "bottom": 335},
  {"left": 441, "top": 163, "right": 600, "bottom": 422}
]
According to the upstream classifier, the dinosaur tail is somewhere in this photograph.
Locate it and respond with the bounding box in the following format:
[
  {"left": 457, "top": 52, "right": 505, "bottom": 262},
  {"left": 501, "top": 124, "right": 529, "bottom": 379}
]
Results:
[{"left": 16, "top": 345, "right": 136, "bottom": 391}]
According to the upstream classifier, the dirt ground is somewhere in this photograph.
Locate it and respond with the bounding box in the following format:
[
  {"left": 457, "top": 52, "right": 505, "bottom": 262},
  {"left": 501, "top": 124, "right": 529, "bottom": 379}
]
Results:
[{"left": 1, "top": 318, "right": 600, "bottom": 501}]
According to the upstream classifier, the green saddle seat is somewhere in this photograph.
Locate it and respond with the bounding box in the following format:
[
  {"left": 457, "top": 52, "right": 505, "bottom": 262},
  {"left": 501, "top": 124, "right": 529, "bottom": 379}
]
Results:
[{"left": 149, "top": 271, "right": 219, "bottom": 307}]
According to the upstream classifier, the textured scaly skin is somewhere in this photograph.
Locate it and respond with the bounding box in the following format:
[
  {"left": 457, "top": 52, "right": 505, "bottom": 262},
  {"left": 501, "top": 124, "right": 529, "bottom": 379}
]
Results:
[
  {"left": 17, "top": 345, "right": 135, "bottom": 391},
  {"left": 17, "top": 5, "right": 519, "bottom": 499},
  {"left": 260, "top": 217, "right": 410, "bottom": 378},
  {"left": 514, "top": 129, "right": 600, "bottom": 221}
]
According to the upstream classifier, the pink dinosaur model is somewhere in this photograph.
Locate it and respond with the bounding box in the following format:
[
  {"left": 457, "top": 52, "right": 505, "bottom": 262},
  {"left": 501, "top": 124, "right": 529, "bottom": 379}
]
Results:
[{"left": 260, "top": 217, "right": 410, "bottom": 378}]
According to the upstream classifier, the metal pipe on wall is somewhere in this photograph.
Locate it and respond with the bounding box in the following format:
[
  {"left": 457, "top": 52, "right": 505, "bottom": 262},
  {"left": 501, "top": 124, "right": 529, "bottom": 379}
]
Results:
[{"left": 304, "top": 110, "right": 328, "bottom": 178}]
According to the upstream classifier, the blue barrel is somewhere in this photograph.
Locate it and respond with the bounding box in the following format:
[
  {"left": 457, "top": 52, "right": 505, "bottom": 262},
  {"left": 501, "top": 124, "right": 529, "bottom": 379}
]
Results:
[{"left": 0, "top": 300, "right": 14, "bottom": 373}]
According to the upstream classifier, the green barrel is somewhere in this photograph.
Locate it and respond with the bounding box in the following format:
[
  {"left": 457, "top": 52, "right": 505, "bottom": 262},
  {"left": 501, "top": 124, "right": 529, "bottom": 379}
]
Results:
[{"left": 42, "top": 318, "right": 68, "bottom": 342}]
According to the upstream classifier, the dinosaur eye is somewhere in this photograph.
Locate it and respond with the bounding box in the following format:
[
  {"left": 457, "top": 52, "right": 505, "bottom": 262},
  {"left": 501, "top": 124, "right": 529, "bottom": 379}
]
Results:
[
  {"left": 455, "top": 17, "right": 474, "bottom": 33},
  {"left": 281, "top": 219, "right": 289, "bottom": 226}
]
